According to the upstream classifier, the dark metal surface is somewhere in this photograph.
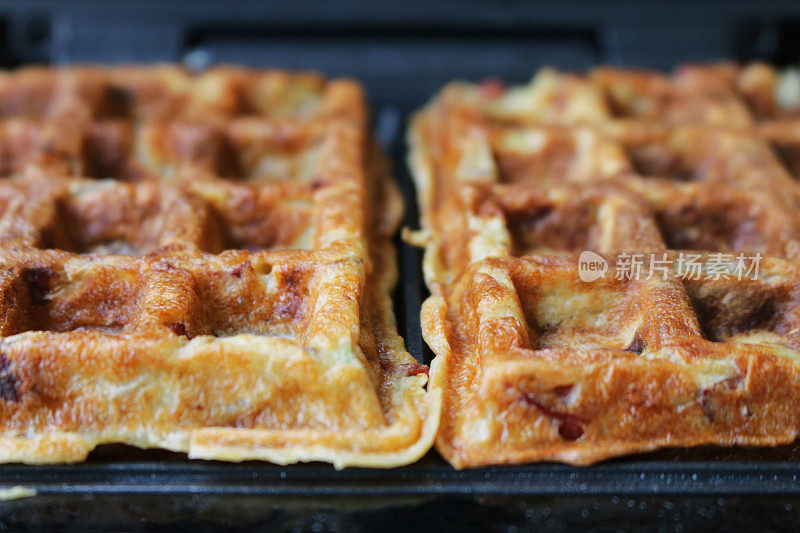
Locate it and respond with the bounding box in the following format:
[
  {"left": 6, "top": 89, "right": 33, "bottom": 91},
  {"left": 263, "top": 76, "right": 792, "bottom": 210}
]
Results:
[
  {"left": 4, "top": 452, "right": 800, "bottom": 497},
  {"left": 3, "top": 493, "right": 800, "bottom": 532},
  {"left": 3, "top": 0, "right": 800, "bottom": 110},
  {"left": 3, "top": 446, "right": 800, "bottom": 532}
]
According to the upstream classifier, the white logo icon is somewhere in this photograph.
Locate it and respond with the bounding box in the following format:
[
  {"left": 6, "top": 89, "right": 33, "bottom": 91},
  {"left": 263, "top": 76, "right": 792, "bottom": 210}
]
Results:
[{"left": 578, "top": 251, "right": 608, "bottom": 282}]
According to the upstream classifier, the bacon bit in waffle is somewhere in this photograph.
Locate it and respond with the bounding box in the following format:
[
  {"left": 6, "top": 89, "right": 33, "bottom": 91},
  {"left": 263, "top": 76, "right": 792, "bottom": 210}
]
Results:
[
  {"left": 383, "top": 361, "right": 429, "bottom": 377},
  {"left": 518, "top": 390, "right": 588, "bottom": 441},
  {"left": 698, "top": 375, "right": 744, "bottom": 422},
  {"left": 552, "top": 384, "right": 574, "bottom": 398},
  {"left": 310, "top": 179, "right": 329, "bottom": 191},
  {"left": 24, "top": 267, "right": 54, "bottom": 305},
  {"left": 230, "top": 262, "right": 251, "bottom": 278},
  {"left": 167, "top": 322, "right": 188, "bottom": 337},
  {"left": 478, "top": 79, "right": 506, "bottom": 99},
  {"left": 274, "top": 268, "right": 306, "bottom": 320},
  {"left": 624, "top": 334, "right": 646, "bottom": 355},
  {"left": 0, "top": 353, "right": 19, "bottom": 403}
]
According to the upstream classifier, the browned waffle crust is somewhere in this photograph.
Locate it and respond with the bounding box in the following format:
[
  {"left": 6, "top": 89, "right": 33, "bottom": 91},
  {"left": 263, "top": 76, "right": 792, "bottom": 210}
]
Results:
[
  {"left": 0, "top": 66, "right": 438, "bottom": 467},
  {"left": 409, "top": 63, "right": 800, "bottom": 467}
]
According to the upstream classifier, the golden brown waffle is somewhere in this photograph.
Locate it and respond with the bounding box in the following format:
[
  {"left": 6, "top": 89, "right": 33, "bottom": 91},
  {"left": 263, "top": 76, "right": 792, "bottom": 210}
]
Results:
[
  {"left": 0, "top": 65, "right": 438, "bottom": 467},
  {"left": 409, "top": 63, "right": 800, "bottom": 467}
]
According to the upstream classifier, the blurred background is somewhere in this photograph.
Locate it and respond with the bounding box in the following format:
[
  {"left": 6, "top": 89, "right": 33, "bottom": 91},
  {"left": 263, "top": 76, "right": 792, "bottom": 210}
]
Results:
[{"left": 2, "top": 0, "right": 800, "bottom": 111}]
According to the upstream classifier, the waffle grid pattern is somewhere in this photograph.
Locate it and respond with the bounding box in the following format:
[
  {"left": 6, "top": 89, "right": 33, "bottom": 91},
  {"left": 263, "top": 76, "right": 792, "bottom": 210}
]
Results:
[
  {"left": 410, "top": 63, "right": 800, "bottom": 467},
  {"left": 0, "top": 66, "right": 437, "bottom": 467}
]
